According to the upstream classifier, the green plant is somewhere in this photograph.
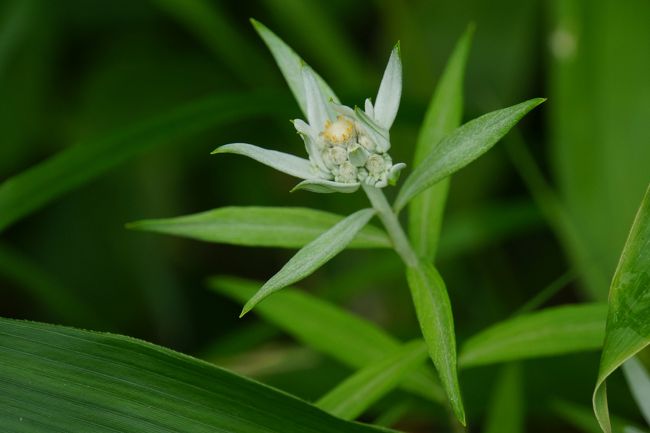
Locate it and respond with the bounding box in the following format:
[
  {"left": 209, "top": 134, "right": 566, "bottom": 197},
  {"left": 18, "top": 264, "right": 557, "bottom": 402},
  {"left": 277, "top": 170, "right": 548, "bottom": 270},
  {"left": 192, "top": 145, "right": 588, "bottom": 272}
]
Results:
[{"left": 1, "top": 10, "right": 649, "bottom": 433}]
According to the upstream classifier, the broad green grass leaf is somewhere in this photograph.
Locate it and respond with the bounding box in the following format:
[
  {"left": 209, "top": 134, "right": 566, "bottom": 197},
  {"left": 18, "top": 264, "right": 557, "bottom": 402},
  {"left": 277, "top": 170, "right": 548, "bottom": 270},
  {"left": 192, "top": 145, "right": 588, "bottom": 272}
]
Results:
[
  {"left": 594, "top": 185, "right": 650, "bottom": 433},
  {"left": 128, "top": 206, "right": 390, "bottom": 249},
  {"left": 622, "top": 357, "right": 650, "bottom": 425},
  {"left": 406, "top": 260, "right": 465, "bottom": 425},
  {"left": 251, "top": 19, "right": 339, "bottom": 118},
  {"left": 394, "top": 98, "right": 545, "bottom": 212},
  {"left": 484, "top": 364, "right": 524, "bottom": 433},
  {"left": 408, "top": 25, "right": 473, "bottom": 260},
  {"left": 459, "top": 304, "right": 607, "bottom": 368},
  {"left": 0, "top": 92, "right": 280, "bottom": 233},
  {"left": 0, "top": 317, "right": 394, "bottom": 433},
  {"left": 209, "top": 276, "right": 445, "bottom": 403},
  {"left": 212, "top": 142, "right": 315, "bottom": 179},
  {"left": 316, "top": 340, "right": 428, "bottom": 420},
  {"left": 241, "top": 209, "right": 375, "bottom": 316}
]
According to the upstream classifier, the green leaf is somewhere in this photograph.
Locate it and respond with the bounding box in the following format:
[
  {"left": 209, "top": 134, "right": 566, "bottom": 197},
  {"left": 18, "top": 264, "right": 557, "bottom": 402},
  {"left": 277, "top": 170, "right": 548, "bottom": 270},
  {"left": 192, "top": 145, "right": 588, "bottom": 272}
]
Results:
[
  {"left": 212, "top": 142, "right": 315, "bottom": 179},
  {"left": 594, "top": 185, "right": 650, "bottom": 433},
  {"left": 552, "top": 400, "right": 634, "bottom": 433},
  {"left": 251, "top": 19, "right": 339, "bottom": 118},
  {"left": 128, "top": 206, "right": 390, "bottom": 249},
  {"left": 316, "top": 340, "right": 428, "bottom": 420},
  {"left": 459, "top": 304, "right": 607, "bottom": 368},
  {"left": 622, "top": 357, "right": 650, "bottom": 425},
  {"left": 208, "top": 276, "right": 445, "bottom": 403},
  {"left": 0, "top": 92, "right": 280, "bottom": 233},
  {"left": 408, "top": 25, "right": 473, "bottom": 261},
  {"left": 241, "top": 208, "right": 375, "bottom": 316},
  {"left": 0, "top": 317, "right": 393, "bottom": 433},
  {"left": 373, "top": 42, "right": 402, "bottom": 130},
  {"left": 484, "top": 364, "right": 525, "bottom": 433},
  {"left": 405, "top": 260, "right": 465, "bottom": 425},
  {"left": 394, "top": 98, "right": 545, "bottom": 212}
]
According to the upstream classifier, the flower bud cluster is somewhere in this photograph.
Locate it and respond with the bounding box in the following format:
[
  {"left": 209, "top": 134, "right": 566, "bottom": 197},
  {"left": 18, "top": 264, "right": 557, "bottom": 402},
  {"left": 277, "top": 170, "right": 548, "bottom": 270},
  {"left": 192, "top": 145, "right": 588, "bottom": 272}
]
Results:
[{"left": 315, "top": 115, "right": 400, "bottom": 188}]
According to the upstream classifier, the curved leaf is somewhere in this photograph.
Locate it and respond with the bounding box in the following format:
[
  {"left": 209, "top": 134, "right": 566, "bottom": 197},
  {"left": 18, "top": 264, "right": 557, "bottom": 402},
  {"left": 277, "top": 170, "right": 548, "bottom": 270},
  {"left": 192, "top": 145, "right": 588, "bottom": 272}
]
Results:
[
  {"left": 209, "top": 276, "right": 445, "bottom": 403},
  {"left": 213, "top": 143, "right": 315, "bottom": 179},
  {"left": 408, "top": 25, "right": 473, "bottom": 260},
  {"left": 128, "top": 206, "right": 390, "bottom": 249},
  {"left": 316, "top": 340, "right": 427, "bottom": 420},
  {"left": 0, "top": 92, "right": 280, "bottom": 233},
  {"left": 406, "top": 260, "right": 465, "bottom": 425},
  {"left": 292, "top": 179, "right": 360, "bottom": 194},
  {"left": 394, "top": 98, "right": 545, "bottom": 212},
  {"left": 241, "top": 208, "right": 375, "bottom": 315},
  {"left": 0, "top": 317, "right": 393, "bottom": 433},
  {"left": 594, "top": 185, "right": 650, "bottom": 433},
  {"left": 459, "top": 304, "right": 607, "bottom": 368},
  {"left": 622, "top": 357, "right": 650, "bottom": 425}
]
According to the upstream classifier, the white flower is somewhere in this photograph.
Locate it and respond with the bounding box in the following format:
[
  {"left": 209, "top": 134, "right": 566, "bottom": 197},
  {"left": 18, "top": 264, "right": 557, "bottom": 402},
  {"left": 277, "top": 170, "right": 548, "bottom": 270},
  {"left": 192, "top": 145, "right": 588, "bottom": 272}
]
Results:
[{"left": 214, "top": 39, "right": 406, "bottom": 193}]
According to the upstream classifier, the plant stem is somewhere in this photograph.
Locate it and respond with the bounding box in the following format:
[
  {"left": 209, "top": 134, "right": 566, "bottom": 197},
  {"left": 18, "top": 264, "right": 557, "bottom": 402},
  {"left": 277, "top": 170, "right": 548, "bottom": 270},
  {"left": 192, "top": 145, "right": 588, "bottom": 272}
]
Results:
[{"left": 363, "top": 185, "right": 419, "bottom": 267}]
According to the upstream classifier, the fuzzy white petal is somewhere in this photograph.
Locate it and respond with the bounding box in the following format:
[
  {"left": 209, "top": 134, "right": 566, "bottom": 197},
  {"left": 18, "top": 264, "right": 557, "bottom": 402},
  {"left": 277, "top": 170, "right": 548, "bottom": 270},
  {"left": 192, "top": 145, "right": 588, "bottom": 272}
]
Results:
[
  {"left": 213, "top": 143, "right": 316, "bottom": 179},
  {"left": 374, "top": 43, "right": 402, "bottom": 129}
]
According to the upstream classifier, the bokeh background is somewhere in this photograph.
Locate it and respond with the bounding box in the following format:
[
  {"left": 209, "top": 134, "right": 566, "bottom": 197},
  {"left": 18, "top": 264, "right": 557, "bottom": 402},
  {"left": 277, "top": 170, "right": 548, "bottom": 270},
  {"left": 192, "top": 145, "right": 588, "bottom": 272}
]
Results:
[{"left": 1, "top": 0, "right": 649, "bottom": 431}]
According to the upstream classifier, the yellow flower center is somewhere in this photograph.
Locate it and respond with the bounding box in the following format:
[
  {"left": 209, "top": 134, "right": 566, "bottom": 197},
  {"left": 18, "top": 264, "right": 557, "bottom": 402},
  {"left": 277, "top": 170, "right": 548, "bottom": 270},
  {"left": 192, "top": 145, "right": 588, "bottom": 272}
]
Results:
[{"left": 322, "top": 116, "right": 355, "bottom": 145}]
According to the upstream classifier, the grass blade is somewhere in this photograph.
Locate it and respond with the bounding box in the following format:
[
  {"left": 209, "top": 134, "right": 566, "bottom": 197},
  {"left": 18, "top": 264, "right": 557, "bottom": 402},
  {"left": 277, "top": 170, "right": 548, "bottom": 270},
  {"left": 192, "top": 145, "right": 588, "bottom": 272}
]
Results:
[
  {"left": 484, "top": 364, "right": 524, "bottom": 433},
  {"left": 594, "top": 185, "right": 650, "bottom": 433},
  {"left": 128, "top": 206, "right": 390, "bottom": 249},
  {"left": 241, "top": 209, "right": 375, "bottom": 316},
  {"left": 0, "top": 317, "right": 393, "bottom": 433},
  {"left": 406, "top": 260, "right": 465, "bottom": 424},
  {"left": 459, "top": 303, "right": 607, "bottom": 368},
  {"left": 316, "top": 340, "right": 428, "bottom": 420},
  {"left": 0, "top": 91, "right": 280, "bottom": 233},
  {"left": 395, "top": 98, "right": 545, "bottom": 212},
  {"left": 622, "top": 357, "right": 650, "bottom": 425},
  {"left": 408, "top": 25, "right": 473, "bottom": 260},
  {"left": 208, "top": 276, "right": 445, "bottom": 404}
]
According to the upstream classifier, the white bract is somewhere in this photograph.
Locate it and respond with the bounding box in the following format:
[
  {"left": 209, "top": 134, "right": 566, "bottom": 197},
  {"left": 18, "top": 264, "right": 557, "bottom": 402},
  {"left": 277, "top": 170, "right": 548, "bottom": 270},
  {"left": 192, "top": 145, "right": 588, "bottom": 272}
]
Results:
[{"left": 214, "top": 44, "right": 406, "bottom": 194}]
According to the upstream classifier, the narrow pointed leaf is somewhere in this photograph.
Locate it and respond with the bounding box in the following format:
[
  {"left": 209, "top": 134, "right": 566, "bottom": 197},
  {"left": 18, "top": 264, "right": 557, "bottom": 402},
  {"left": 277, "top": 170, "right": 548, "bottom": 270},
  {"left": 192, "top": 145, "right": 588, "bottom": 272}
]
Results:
[
  {"left": 292, "top": 179, "right": 360, "bottom": 194},
  {"left": 302, "top": 66, "right": 333, "bottom": 131},
  {"left": 241, "top": 208, "right": 375, "bottom": 315},
  {"left": 373, "top": 43, "right": 402, "bottom": 130},
  {"left": 213, "top": 143, "right": 315, "bottom": 179},
  {"left": 622, "top": 357, "right": 650, "bottom": 425},
  {"left": 395, "top": 98, "right": 546, "bottom": 212},
  {"left": 0, "top": 92, "right": 280, "bottom": 233},
  {"left": 594, "top": 185, "right": 650, "bottom": 433},
  {"left": 406, "top": 260, "right": 465, "bottom": 425},
  {"left": 459, "top": 304, "right": 607, "bottom": 368},
  {"left": 484, "top": 364, "right": 525, "bottom": 433},
  {"left": 209, "top": 276, "right": 445, "bottom": 403},
  {"left": 0, "top": 317, "right": 394, "bottom": 433},
  {"left": 409, "top": 26, "right": 473, "bottom": 260},
  {"left": 251, "top": 19, "right": 339, "bottom": 118},
  {"left": 317, "top": 340, "right": 428, "bottom": 420},
  {"left": 128, "top": 207, "right": 390, "bottom": 249}
]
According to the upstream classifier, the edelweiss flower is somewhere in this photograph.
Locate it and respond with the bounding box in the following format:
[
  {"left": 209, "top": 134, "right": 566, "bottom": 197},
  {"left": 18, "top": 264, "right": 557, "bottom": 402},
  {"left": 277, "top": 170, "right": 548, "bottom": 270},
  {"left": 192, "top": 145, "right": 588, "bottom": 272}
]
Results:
[{"left": 214, "top": 43, "right": 406, "bottom": 194}]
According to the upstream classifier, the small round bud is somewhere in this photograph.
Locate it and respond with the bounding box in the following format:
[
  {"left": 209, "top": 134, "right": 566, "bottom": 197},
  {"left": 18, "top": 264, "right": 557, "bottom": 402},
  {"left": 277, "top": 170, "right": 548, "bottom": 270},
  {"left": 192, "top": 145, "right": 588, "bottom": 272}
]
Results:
[
  {"left": 335, "top": 161, "right": 358, "bottom": 183},
  {"left": 366, "top": 154, "right": 386, "bottom": 176},
  {"left": 322, "top": 116, "right": 356, "bottom": 145},
  {"left": 357, "top": 134, "right": 376, "bottom": 152}
]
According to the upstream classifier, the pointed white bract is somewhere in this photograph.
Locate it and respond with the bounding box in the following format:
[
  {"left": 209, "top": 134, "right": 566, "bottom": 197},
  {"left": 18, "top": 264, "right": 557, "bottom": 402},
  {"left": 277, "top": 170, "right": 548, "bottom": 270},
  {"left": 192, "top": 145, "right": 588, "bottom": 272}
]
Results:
[{"left": 215, "top": 25, "right": 405, "bottom": 193}]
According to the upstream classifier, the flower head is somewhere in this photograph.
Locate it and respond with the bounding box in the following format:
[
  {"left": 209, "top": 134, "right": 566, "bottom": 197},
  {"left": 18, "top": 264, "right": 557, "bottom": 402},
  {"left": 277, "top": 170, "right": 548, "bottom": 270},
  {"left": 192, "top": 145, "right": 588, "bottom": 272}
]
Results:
[{"left": 214, "top": 24, "right": 405, "bottom": 194}]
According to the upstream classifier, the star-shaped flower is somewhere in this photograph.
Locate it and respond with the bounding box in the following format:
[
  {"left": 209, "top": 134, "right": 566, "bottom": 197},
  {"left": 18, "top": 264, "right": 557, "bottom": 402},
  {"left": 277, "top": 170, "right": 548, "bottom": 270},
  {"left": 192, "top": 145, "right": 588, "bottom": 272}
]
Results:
[{"left": 213, "top": 29, "right": 405, "bottom": 194}]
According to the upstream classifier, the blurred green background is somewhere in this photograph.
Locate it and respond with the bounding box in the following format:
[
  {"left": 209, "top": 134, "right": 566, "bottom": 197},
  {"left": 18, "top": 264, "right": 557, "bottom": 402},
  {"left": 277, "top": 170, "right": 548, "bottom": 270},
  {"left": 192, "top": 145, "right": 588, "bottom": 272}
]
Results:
[{"left": 1, "top": 0, "right": 649, "bottom": 431}]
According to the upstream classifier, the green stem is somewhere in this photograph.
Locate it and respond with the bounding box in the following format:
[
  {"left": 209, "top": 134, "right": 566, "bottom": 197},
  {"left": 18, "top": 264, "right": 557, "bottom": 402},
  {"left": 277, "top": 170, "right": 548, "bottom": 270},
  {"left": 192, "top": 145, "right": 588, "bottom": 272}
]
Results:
[{"left": 363, "top": 185, "right": 418, "bottom": 267}]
